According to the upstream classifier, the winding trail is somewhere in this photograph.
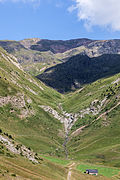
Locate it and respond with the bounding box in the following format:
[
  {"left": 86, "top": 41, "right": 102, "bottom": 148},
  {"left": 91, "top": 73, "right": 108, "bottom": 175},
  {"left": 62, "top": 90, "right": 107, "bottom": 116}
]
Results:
[
  {"left": 67, "top": 163, "right": 76, "bottom": 180},
  {"left": 71, "top": 125, "right": 87, "bottom": 137},
  {"left": 95, "top": 102, "right": 120, "bottom": 121},
  {"left": 70, "top": 102, "right": 120, "bottom": 138}
]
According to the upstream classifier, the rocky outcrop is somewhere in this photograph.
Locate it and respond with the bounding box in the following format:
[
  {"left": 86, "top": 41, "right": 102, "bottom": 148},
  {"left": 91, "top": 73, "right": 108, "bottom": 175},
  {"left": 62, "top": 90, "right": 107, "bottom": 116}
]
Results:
[
  {"left": 40, "top": 96, "right": 107, "bottom": 158},
  {"left": 0, "top": 93, "right": 25, "bottom": 108},
  {"left": 40, "top": 97, "right": 107, "bottom": 133},
  {"left": 86, "top": 39, "right": 120, "bottom": 57},
  {"left": 111, "top": 78, "right": 120, "bottom": 85},
  {"left": 79, "top": 98, "right": 107, "bottom": 118},
  {"left": 20, "top": 38, "right": 41, "bottom": 49},
  {"left": 30, "top": 38, "right": 93, "bottom": 54},
  {"left": 0, "top": 51, "right": 24, "bottom": 71},
  {"left": 0, "top": 93, "right": 34, "bottom": 119},
  {"left": 39, "top": 105, "right": 77, "bottom": 133},
  {"left": 0, "top": 135, "right": 39, "bottom": 163}
]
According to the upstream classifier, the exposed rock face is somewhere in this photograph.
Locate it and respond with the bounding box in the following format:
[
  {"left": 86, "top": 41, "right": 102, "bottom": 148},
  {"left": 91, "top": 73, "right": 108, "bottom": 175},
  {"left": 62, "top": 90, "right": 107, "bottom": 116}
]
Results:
[
  {"left": 40, "top": 96, "right": 107, "bottom": 158},
  {"left": 0, "top": 50, "right": 23, "bottom": 72},
  {"left": 20, "top": 38, "right": 41, "bottom": 49},
  {"left": 1, "top": 38, "right": 120, "bottom": 67},
  {"left": 0, "top": 93, "right": 34, "bottom": 119},
  {"left": 85, "top": 39, "right": 120, "bottom": 57},
  {"left": 30, "top": 38, "right": 93, "bottom": 54},
  {"left": 40, "top": 105, "right": 78, "bottom": 158},
  {"left": 2, "top": 38, "right": 120, "bottom": 79},
  {"left": 0, "top": 41, "right": 25, "bottom": 53},
  {"left": 2, "top": 38, "right": 120, "bottom": 56},
  {"left": 39, "top": 105, "right": 77, "bottom": 133},
  {"left": 40, "top": 97, "right": 107, "bottom": 133},
  {"left": 79, "top": 98, "right": 107, "bottom": 118},
  {"left": 0, "top": 93, "right": 25, "bottom": 107},
  {"left": 0, "top": 135, "right": 38, "bottom": 163},
  {"left": 111, "top": 78, "right": 120, "bottom": 85}
]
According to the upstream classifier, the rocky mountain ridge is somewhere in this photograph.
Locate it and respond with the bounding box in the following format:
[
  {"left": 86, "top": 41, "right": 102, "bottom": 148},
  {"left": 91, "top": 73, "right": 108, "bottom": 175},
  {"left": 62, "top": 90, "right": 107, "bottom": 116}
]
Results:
[{"left": 1, "top": 38, "right": 120, "bottom": 77}]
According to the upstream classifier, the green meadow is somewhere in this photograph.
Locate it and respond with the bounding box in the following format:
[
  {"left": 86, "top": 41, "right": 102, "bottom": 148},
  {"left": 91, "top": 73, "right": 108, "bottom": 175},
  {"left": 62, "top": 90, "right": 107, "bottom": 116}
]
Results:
[{"left": 77, "top": 163, "right": 120, "bottom": 178}]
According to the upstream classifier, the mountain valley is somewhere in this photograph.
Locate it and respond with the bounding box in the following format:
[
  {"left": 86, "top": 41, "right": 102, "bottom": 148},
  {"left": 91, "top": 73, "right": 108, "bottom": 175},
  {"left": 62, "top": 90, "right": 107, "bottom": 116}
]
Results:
[{"left": 1, "top": 38, "right": 120, "bottom": 179}]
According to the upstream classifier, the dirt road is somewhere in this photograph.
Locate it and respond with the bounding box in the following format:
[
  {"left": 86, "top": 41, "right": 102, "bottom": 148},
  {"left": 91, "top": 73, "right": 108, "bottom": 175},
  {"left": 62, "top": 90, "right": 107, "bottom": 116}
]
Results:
[{"left": 67, "top": 163, "right": 76, "bottom": 180}]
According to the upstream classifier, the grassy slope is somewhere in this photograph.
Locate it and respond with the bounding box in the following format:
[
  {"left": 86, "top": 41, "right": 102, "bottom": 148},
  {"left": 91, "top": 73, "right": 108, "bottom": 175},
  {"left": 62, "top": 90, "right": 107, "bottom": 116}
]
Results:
[
  {"left": 0, "top": 47, "right": 65, "bottom": 157},
  {"left": 14, "top": 48, "right": 62, "bottom": 76},
  {"left": 1, "top": 154, "right": 111, "bottom": 180},
  {"left": 0, "top": 40, "right": 62, "bottom": 76},
  {"left": 1, "top": 46, "right": 120, "bottom": 179},
  {"left": 0, "top": 140, "right": 68, "bottom": 180},
  {"left": 62, "top": 73, "right": 120, "bottom": 167},
  {"left": 0, "top": 47, "right": 70, "bottom": 179},
  {"left": 0, "top": 152, "right": 67, "bottom": 179}
]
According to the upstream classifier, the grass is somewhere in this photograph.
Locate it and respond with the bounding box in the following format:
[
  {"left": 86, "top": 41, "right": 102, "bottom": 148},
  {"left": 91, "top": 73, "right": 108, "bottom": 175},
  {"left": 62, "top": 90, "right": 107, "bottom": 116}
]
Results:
[
  {"left": 67, "top": 106, "right": 120, "bottom": 166},
  {"left": 61, "top": 72, "right": 120, "bottom": 167},
  {"left": 0, "top": 47, "right": 65, "bottom": 158},
  {"left": 77, "top": 163, "right": 120, "bottom": 178},
  {"left": 41, "top": 155, "right": 70, "bottom": 165},
  {"left": 0, "top": 153, "right": 67, "bottom": 180},
  {"left": 1, "top": 46, "right": 120, "bottom": 179},
  {"left": 14, "top": 48, "right": 62, "bottom": 76},
  {"left": 62, "top": 73, "right": 120, "bottom": 113}
]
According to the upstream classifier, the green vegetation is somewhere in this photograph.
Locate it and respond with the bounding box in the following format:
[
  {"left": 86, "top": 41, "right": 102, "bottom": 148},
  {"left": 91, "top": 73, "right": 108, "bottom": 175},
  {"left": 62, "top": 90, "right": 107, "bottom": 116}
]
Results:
[
  {"left": 0, "top": 40, "right": 63, "bottom": 76},
  {"left": 0, "top": 47, "right": 69, "bottom": 179},
  {"left": 38, "top": 54, "right": 120, "bottom": 93},
  {"left": 0, "top": 47, "right": 64, "bottom": 157},
  {"left": 41, "top": 155, "right": 70, "bottom": 165},
  {"left": 1, "top": 42, "right": 120, "bottom": 179},
  {"left": 61, "top": 72, "right": 120, "bottom": 168},
  {"left": 0, "top": 153, "right": 67, "bottom": 179},
  {"left": 14, "top": 48, "right": 62, "bottom": 76},
  {"left": 77, "top": 164, "right": 120, "bottom": 178}
]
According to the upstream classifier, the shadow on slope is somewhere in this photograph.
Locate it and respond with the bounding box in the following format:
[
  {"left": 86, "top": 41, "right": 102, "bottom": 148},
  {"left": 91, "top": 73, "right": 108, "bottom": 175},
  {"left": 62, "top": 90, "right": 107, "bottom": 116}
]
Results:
[{"left": 37, "top": 54, "right": 120, "bottom": 93}]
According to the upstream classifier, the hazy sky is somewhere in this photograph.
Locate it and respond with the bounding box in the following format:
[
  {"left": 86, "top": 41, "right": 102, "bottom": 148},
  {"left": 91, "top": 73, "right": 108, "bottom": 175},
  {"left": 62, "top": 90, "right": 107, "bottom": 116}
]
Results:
[{"left": 1, "top": 0, "right": 120, "bottom": 40}]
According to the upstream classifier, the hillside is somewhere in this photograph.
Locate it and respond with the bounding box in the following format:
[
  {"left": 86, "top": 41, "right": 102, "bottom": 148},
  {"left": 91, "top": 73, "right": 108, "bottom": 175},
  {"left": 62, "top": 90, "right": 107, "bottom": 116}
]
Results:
[
  {"left": 1, "top": 38, "right": 120, "bottom": 78},
  {"left": 28, "top": 38, "right": 93, "bottom": 54},
  {"left": 37, "top": 66, "right": 120, "bottom": 169},
  {"left": 0, "top": 40, "right": 62, "bottom": 76},
  {"left": 62, "top": 72, "right": 120, "bottom": 168},
  {"left": 0, "top": 47, "right": 68, "bottom": 157},
  {"left": 1, "top": 38, "right": 120, "bottom": 179},
  {"left": 0, "top": 38, "right": 92, "bottom": 76},
  {"left": 37, "top": 54, "right": 120, "bottom": 93},
  {"left": 0, "top": 46, "right": 111, "bottom": 179}
]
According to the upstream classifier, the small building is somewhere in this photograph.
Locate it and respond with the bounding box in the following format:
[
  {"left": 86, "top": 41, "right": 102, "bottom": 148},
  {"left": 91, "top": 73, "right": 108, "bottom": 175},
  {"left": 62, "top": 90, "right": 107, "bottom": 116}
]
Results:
[{"left": 85, "top": 169, "right": 98, "bottom": 175}]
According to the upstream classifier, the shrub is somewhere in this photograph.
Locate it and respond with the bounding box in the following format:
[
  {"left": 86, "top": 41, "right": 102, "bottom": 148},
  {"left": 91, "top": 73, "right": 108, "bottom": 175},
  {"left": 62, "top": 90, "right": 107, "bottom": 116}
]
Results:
[{"left": 11, "top": 173, "right": 16, "bottom": 177}]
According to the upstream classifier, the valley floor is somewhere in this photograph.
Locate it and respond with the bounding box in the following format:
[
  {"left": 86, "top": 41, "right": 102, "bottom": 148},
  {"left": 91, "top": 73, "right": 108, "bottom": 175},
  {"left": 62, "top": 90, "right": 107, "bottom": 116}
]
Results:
[{"left": 1, "top": 155, "right": 118, "bottom": 180}]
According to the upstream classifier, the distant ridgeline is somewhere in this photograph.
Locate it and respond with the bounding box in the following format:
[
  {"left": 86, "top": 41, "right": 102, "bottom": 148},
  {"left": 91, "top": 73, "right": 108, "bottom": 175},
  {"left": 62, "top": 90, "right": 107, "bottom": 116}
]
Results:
[{"left": 1, "top": 38, "right": 120, "bottom": 81}]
